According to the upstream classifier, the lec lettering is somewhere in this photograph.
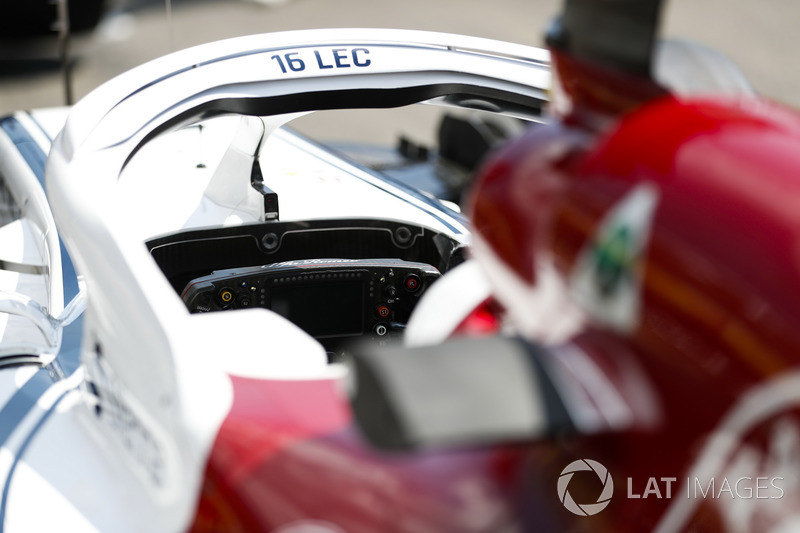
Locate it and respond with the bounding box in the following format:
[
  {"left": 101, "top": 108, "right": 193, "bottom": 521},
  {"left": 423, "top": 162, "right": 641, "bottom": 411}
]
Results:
[{"left": 271, "top": 48, "right": 371, "bottom": 74}]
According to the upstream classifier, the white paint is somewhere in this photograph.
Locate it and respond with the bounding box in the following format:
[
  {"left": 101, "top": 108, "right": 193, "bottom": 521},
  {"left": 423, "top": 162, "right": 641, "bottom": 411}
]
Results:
[
  {"left": 655, "top": 372, "right": 800, "bottom": 532},
  {"left": 404, "top": 260, "right": 492, "bottom": 347}
]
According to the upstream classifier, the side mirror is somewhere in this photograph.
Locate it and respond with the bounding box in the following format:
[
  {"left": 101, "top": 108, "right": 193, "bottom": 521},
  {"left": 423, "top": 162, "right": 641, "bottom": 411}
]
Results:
[{"left": 349, "top": 336, "right": 575, "bottom": 451}]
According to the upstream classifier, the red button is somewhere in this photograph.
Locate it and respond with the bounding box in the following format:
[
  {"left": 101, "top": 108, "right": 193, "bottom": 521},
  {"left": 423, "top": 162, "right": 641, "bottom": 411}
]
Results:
[
  {"left": 377, "top": 305, "right": 390, "bottom": 317},
  {"left": 404, "top": 274, "right": 421, "bottom": 292}
]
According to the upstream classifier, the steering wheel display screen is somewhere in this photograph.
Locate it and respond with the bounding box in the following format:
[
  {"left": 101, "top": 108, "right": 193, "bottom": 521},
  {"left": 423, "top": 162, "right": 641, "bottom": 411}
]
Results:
[
  {"left": 270, "top": 281, "right": 364, "bottom": 338},
  {"left": 180, "top": 258, "right": 441, "bottom": 351}
]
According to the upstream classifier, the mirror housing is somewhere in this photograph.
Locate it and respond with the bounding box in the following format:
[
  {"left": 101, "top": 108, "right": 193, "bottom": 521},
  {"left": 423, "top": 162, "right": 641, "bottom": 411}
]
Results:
[{"left": 349, "top": 336, "right": 575, "bottom": 451}]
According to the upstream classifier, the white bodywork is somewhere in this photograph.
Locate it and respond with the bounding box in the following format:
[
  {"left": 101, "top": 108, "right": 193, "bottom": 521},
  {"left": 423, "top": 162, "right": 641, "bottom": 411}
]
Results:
[{"left": 0, "top": 29, "right": 549, "bottom": 531}]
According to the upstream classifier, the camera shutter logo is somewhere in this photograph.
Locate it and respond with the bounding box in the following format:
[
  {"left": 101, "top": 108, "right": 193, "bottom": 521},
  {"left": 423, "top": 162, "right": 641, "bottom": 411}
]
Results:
[{"left": 558, "top": 459, "right": 614, "bottom": 516}]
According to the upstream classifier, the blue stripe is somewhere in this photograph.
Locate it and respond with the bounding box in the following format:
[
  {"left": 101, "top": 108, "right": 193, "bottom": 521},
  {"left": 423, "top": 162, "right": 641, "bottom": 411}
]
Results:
[
  {"left": 0, "top": 369, "right": 56, "bottom": 448},
  {"left": 0, "top": 118, "right": 46, "bottom": 189},
  {"left": 0, "top": 116, "right": 81, "bottom": 302},
  {"left": 0, "top": 387, "right": 71, "bottom": 533},
  {"left": 58, "top": 241, "right": 80, "bottom": 303},
  {"left": 56, "top": 316, "right": 84, "bottom": 377},
  {"left": 0, "top": 118, "right": 84, "bottom": 530}
]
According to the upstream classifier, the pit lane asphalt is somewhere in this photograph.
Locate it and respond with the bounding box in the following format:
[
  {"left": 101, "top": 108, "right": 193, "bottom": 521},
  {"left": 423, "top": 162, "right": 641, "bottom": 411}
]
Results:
[{"left": 0, "top": 0, "right": 797, "bottom": 143}]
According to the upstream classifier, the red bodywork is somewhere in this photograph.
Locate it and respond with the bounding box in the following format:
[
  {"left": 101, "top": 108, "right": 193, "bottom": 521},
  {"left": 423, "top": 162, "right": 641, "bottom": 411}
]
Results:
[
  {"left": 191, "top": 48, "right": 800, "bottom": 533},
  {"left": 468, "top": 47, "right": 800, "bottom": 530},
  {"left": 191, "top": 376, "right": 525, "bottom": 532}
]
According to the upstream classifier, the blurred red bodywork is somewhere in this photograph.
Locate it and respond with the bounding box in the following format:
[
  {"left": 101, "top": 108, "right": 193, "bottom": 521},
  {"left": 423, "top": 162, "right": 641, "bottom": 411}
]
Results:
[
  {"left": 467, "top": 47, "right": 800, "bottom": 530},
  {"left": 191, "top": 46, "right": 800, "bottom": 533}
]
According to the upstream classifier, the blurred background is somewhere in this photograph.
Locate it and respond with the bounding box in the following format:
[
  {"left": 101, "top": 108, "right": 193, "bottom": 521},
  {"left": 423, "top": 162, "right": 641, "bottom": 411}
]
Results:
[{"left": 0, "top": 0, "right": 797, "bottom": 137}]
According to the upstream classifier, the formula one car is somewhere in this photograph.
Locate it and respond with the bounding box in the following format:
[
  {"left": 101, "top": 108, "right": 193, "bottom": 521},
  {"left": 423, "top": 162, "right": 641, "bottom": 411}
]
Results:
[
  {"left": 0, "top": 27, "right": 552, "bottom": 532},
  {"left": 3, "top": 0, "right": 800, "bottom": 531}
]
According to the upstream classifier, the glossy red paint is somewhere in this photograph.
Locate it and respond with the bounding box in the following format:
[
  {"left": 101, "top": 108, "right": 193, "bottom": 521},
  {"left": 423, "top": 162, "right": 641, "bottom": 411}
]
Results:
[
  {"left": 549, "top": 48, "right": 668, "bottom": 127},
  {"left": 468, "top": 54, "right": 800, "bottom": 529},
  {"left": 453, "top": 299, "right": 503, "bottom": 337},
  {"left": 190, "top": 375, "right": 529, "bottom": 533},
  {"left": 190, "top": 376, "right": 352, "bottom": 532}
]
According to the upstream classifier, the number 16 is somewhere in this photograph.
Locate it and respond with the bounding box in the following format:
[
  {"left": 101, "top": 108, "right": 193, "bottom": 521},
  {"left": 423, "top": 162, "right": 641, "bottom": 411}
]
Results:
[{"left": 271, "top": 52, "right": 306, "bottom": 73}]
